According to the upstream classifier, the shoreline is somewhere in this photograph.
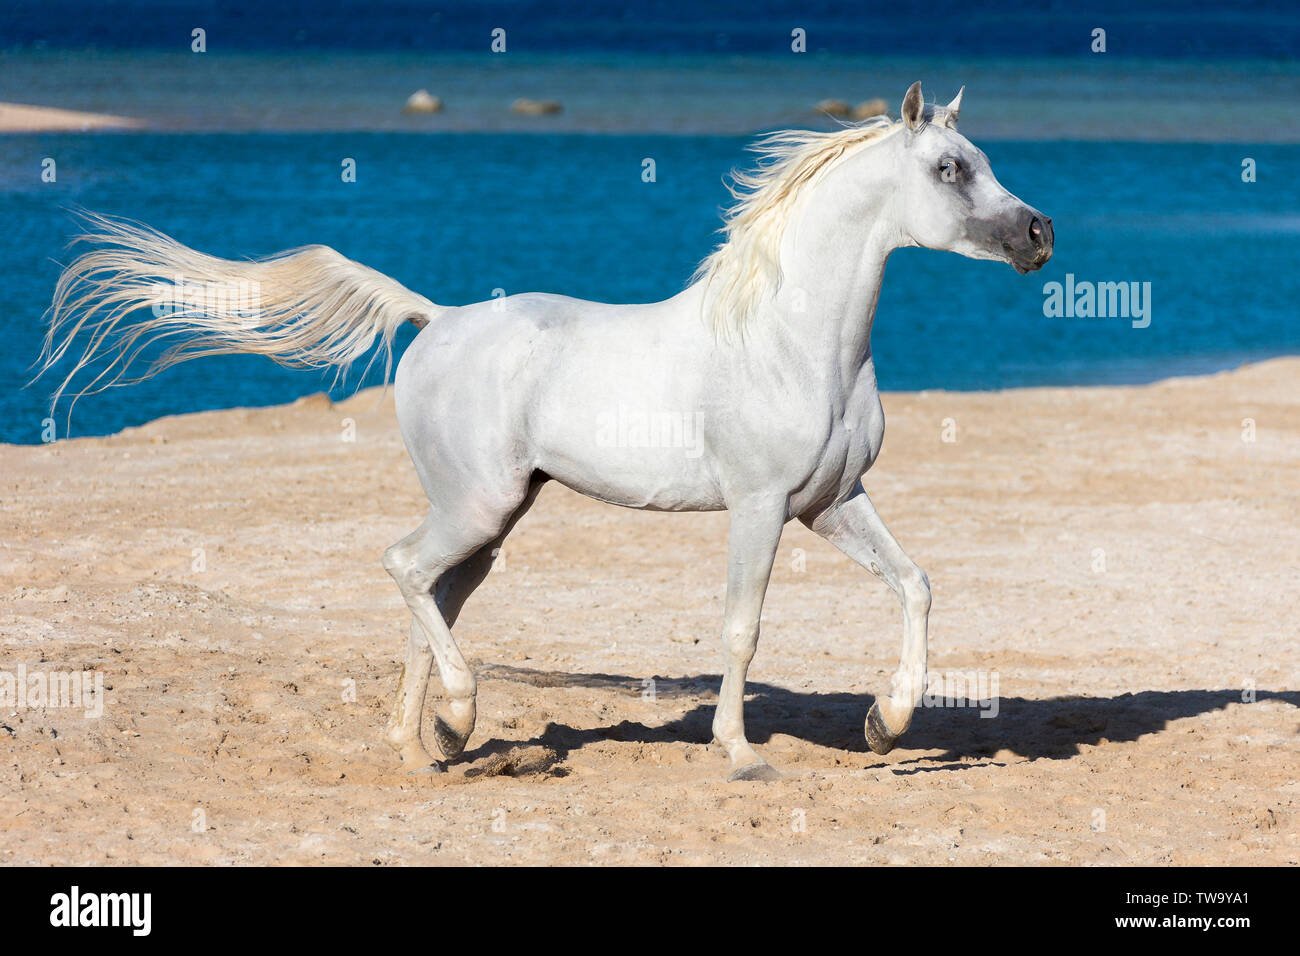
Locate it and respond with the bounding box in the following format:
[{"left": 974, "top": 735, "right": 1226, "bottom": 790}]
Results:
[{"left": 9, "top": 354, "right": 1298, "bottom": 449}]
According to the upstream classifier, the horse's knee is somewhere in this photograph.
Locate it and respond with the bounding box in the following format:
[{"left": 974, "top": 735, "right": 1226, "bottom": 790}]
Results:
[{"left": 900, "top": 565, "right": 931, "bottom": 618}]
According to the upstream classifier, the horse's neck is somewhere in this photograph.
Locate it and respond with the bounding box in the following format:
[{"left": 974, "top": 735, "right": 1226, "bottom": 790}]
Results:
[{"left": 764, "top": 159, "right": 903, "bottom": 386}]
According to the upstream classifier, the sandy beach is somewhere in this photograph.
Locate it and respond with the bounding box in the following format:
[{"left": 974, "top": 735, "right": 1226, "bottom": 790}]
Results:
[{"left": 1, "top": 359, "right": 1297, "bottom": 865}]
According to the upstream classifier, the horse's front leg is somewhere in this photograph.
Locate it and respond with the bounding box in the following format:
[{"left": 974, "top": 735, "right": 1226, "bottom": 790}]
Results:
[
  {"left": 714, "top": 499, "right": 787, "bottom": 782},
  {"left": 802, "top": 482, "right": 931, "bottom": 754}
]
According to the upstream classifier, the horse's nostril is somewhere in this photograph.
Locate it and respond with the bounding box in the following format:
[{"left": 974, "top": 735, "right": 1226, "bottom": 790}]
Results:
[{"left": 1029, "top": 216, "right": 1046, "bottom": 248}]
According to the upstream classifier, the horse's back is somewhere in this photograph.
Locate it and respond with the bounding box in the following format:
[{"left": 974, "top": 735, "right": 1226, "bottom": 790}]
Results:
[{"left": 396, "top": 289, "right": 703, "bottom": 395}]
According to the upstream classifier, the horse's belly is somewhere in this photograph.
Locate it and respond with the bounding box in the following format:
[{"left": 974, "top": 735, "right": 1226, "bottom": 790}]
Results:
[
  {"left": 526, "top": 323, "right": 726, "bottom": 510},
  {"left": 537, "top": 444, "right": 725, "bottom": 512}
]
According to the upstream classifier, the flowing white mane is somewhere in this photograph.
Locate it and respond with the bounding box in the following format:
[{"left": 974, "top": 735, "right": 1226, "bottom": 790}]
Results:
[{"left": 693, "top": 115, "right": 901, "bottom": 339}]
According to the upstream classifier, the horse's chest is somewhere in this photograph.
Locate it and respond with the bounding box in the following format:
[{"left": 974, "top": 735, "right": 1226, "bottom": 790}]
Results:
[
  {"left": 791, "top": 395, "right": 885, "bottom": 511},
  {"left": 830, "top": 373, "right": 885, "bottom": 465},
  {"left": 843, "top": 406, "right": 886, "bottom": 473}
]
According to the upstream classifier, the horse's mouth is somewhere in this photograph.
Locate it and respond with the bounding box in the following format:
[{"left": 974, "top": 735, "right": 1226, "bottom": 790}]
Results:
[
  {"left": 1005, "top": 245, "right": 1034, "bottom": 274},
  {"left": 1004, "top": 242, "right": 1051, "bottom": 274}
]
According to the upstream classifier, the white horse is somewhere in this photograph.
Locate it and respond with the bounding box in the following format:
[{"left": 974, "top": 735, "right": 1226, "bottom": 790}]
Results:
[{"left": 40, "top": 82, "right": 1051, "bottom": 781}]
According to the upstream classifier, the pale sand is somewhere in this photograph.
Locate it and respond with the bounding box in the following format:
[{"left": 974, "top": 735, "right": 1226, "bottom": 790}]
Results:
[
  {"left": 0, "top": 102, "right": 145, "bottom": 133},
  {"left": 1, "top": 359, "right": 1297, "bottom": 865}
]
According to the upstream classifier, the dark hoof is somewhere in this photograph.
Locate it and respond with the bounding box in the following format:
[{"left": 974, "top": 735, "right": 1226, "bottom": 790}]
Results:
[
  {"left": 728, "top": 762, "right": 782, "bottom": 783},
  {"left": 434, "top": 715, "right": 470, "bottom": 760},
  {"left": 865, "top": 702, "right": 901, "bottom": 755},
  {"left": 406, "top": 761, "right": 446, "bottom": 775}
]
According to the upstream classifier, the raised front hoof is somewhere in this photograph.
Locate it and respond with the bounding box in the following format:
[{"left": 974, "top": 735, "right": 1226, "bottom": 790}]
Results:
[
  {"left": 406, "top": 761, "right": 446, "bottom": 775},
  {"left": 728, "top": 762, "right": 782, "bottom": 783},
  {"left": 865, "top": 702, "right": 901, "bottom": 756},
  {"left": 433, "top": 715, "right": 471, "bottom": 761}
]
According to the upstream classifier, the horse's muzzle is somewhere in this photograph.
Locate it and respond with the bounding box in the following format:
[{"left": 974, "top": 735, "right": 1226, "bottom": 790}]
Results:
[{"left": 1008, "top": 210, "right": 1053, "bottom": 273}]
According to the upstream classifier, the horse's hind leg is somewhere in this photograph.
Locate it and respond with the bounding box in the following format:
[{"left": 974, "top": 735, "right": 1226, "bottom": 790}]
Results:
[
  {"left": 386, "top": 619, "right": 437, "bottom": 769},
  {"left": 424, "top": 500, "right": 536, "bottom": 760},
  {"left": 383, "top": 546, "right": 495, "bottom": 770},
  {"left": 383, "top": 480, "right": 543, "bottom": 771}
]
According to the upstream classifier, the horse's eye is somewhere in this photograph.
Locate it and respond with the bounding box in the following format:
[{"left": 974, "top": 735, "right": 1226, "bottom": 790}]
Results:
[{"left": 939, "top": 160, "right": 960, "bottom": 179}]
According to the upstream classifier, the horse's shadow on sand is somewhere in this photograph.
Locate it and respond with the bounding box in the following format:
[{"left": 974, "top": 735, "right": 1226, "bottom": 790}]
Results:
[{"left": 467, "top": 665, "right": 1299, "bottom": 768}]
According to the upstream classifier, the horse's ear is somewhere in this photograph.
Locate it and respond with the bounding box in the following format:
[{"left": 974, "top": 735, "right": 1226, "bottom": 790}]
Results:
[
  {"left": 901, "top": 81, "right": 925, "bottom": 132},
  {"left": 943, "top": 86, "right": 964, "bottom": 129}
]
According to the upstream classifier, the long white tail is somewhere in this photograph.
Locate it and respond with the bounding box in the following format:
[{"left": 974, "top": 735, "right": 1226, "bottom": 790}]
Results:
[{"left": 36, "top": 212, "right": 439, "bottom": 413}]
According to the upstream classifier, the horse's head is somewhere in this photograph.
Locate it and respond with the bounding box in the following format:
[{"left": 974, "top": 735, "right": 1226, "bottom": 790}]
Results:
[{"left": 891, "top": 81, "right": 1052, "bottom": 274}]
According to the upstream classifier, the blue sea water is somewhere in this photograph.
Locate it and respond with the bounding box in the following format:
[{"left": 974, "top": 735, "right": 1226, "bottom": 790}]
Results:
[
  {"left": 1, "top": 2, "right": 1298, "bottom": 443},
  {"left": 2, "top": 129, "right": 1296, "bottom": 443},
  {"left": 4, "top": 0, "right": 1299, "bottom": 59}
]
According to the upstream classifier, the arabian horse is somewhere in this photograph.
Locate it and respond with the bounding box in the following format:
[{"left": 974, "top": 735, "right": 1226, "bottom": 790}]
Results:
[{"left": 38, "top": 83, "right": 1052, "bottom": 780}]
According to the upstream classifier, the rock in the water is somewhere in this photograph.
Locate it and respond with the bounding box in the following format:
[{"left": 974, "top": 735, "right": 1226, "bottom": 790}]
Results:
[
  {"left": 852, "top": 98, "right": 889, "bottom": 120},
  {"left": 814, "top": 98, "right": 852, "bottom": 118},
  {"left": 511, "top": 98, "right": 563, "bottom": 116},
  {"left": 403, "top": 90, "right": 443, "bottom": 114}
]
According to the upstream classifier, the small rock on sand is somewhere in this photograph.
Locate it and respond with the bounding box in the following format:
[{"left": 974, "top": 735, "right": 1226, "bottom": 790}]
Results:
[
  {"left": 291, "top": 392, "right": 334, "bottom": 410},
  {"left": 465, "top": 746, "right": 560, "bottom": 779}
]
